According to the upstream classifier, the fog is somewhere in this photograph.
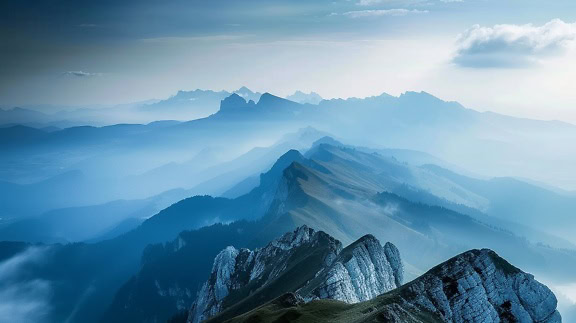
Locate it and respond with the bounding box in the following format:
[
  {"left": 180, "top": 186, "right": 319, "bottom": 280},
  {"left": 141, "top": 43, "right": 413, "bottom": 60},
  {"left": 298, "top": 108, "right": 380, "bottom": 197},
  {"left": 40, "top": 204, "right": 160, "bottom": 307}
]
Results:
[{"left": 0, "top": 247, "right": 52, "bottom": 323}]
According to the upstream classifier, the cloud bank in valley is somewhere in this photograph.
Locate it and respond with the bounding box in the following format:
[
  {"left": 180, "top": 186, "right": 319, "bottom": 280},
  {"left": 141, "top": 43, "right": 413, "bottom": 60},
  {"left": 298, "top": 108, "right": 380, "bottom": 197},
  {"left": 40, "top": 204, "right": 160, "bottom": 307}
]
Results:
[
  {"left": 453, "top": 19, "right": 576, "bottom": 68},
  {"left": 0, "top": 247, "right": 52, "bottom": 323}
]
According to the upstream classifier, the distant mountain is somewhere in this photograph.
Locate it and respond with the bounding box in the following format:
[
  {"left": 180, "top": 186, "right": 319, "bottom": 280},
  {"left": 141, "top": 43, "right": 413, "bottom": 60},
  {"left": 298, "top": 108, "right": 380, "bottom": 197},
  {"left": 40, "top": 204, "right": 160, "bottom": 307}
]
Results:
[
  {"left": 211, "top": 92, "right": 303, "bottom": 121},
  {"left": 128, "top": 127, "right": 330, "bottom": 199},
  {"left": 0, "top": 188, "right": 190, "bottom": 243},
  {"left": 286, "top": 91, "right": 323, "bottom": 104},
  {"left": 188, "top": 226, "right": 402, "bottom": 323},
  {"left": 5, "top": 89, "right": 576, "bottom": 217},
  {"left": 224, "top": 249, "right": 560, "bottom": 323},
  {"left": 141, "top": 87, "right": 262, "bottom": 120},
  {"left": 0, "top": 107, "right": 51, "bottom": 125},
  {"left": 234, "top": 86, "right": 261, "bottom": 102},
  {"left": 0, "top": 124, "right": 47, "bottom": 147},
  {"left": 422, "top": 164, "right": 576, "bottom": 244},
  {"left": 0, "top": 170, "right": 91, "bottom": 219}
]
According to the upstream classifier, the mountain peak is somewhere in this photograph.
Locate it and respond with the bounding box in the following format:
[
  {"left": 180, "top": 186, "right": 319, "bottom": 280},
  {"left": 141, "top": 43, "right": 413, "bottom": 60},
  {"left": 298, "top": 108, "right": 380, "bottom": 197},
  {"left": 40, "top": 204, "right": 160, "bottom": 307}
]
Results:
[
  {"left": 189, "top": 226, "right": 402, "bottom": 323},
  {"left": 311, "top": 136, "right": 344, "bottom": 149},
  {"left": 257, "top": 93, "right": 298, "bottom": 107},
  {"left": 232, "top": 87, "right": 261, "bottom": 102},
  {"left": 355, "top": 233, "right": 378, "bottom": 244},
  {"left": 258, "top": 149, "right": 306, "bottom": 188},
  {"left": 218, "top": 93, "right": 255, "bottom": 113},
  {"left": 390, "top": 248, "right": 561, "bottom": 322},
  {"left": 286, "top": 91, "right": 323, "bottom": 105},
  {"left": 236, "top": 86, "right": 252, "bottom": 93}
]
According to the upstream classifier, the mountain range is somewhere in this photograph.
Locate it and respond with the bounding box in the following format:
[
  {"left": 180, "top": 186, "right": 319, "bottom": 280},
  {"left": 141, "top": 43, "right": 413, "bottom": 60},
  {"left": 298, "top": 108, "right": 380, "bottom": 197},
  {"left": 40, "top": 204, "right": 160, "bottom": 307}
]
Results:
[
  {"left": 1, "top": 88, "right": 576, "bottom": 322},
  {"left": 103, "top": 141, "right": 575, "bottom": 323},
  {"left": 1, "top": 138, "right": 575, "bottom": 322}
]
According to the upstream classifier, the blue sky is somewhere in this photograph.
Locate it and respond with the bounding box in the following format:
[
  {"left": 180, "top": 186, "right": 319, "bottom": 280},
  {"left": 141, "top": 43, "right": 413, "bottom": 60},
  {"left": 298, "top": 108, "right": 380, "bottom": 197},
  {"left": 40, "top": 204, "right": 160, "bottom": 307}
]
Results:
[{"left": 2, "top": 0, "right": 576, "bottom": 122}]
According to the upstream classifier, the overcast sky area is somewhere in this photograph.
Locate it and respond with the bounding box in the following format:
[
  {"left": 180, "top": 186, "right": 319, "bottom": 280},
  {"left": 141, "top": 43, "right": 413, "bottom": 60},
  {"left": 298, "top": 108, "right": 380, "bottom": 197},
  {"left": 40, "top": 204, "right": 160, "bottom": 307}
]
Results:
[{"left": 2, "top": 0, "right": 576, "bottom": 122}]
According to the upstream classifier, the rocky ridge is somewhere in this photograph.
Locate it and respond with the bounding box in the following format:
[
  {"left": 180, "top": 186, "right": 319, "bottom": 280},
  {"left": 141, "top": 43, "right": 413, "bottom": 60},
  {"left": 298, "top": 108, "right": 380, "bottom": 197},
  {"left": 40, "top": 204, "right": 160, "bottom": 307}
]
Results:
[
  {"left": 187, "top": 225, "right": 403, "bottom": 323},
  {"left": 224, "top": 249, "right": 561, "bottom": 323}
]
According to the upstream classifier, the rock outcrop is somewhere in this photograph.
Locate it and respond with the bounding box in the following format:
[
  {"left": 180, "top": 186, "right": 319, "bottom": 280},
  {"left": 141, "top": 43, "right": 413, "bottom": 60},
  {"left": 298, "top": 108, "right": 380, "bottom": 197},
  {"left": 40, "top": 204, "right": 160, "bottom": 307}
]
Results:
[
  {"left": 380, "top": 248, "right": 561, "bottom": 323},
  {"left": 299, "top": 234, "right": 403, "bottom": 304},
  {"left": 187, "top": 226, "right": 403, "bottom": 323}
]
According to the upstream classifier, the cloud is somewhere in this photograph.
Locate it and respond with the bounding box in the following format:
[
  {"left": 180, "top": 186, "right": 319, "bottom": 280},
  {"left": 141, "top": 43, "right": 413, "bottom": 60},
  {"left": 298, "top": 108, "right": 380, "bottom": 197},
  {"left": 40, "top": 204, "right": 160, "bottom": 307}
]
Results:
[
  {"left": 62, "top": 71, "right": 101, "bottom": 77},
  {"left": 0, "top": 247, "right": 52, "bottom": 323},
  {"left": 453, "top": 19, "right": 576, "bottom": 68},
  {"left": 357, "top": 0, "right": 459, "bottom": 4},
  {"left": 357, "top": 0, "right": 386, "bottom": 5},
  {"left": 341, "top": 9, "right": 429, "bottom": 18}
]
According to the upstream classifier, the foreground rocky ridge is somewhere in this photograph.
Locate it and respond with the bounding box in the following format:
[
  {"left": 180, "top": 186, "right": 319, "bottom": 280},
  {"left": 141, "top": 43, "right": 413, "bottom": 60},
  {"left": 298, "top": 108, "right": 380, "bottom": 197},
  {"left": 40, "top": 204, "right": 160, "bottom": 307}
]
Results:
[
  {"left": 227, "top": 249, "right": 561, "bottom": 323},
  {"left": 188, "top": 225, "right": 403, "bottom": 323}
]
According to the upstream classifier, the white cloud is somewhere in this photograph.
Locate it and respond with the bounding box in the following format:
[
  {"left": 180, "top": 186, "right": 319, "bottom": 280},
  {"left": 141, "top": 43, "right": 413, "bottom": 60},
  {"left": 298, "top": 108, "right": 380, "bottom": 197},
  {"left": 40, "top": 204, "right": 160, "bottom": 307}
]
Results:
[
  {"left": 342, "top": 9, "right": 429, "bottom": 18},
  {"left": 454, "top": 19, "right": 576, "bottom": 68},
  {"left": 357, "top": 0, "right": 386, "bottom": 5},
  {"left": 62, "top": 71, "right": 102, "bottom": 77}
]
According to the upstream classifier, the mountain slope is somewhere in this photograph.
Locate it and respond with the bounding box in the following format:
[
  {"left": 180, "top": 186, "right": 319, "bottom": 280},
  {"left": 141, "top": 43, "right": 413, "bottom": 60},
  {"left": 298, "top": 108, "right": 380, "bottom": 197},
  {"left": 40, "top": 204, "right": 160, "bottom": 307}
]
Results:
[
  {"left": 277, "top": 143, "right": 576, "bottom": 279},
  {"left": 0, "top": 188, "right": 190, "bottom": 243},
  {"left": 226, "top": 249, "right": 560, "bottom": 323},
  {"left": 423, "top": 164, "right": 576, "bottom": 243},
  {"left": 105, "top": 142, "right": 576, "bottom": 323},
  {"left": 2, "top": 141, "right": 575, "bottom": 323}
]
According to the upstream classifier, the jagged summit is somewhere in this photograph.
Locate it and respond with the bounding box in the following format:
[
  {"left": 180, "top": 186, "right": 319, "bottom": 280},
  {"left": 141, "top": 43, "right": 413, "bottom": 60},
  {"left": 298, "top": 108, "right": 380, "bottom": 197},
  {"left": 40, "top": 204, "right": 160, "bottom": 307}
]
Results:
[
  {"left": 233, "top": 86, "right": 261, "bottom": 102},
  {"left": 188, "top": 226, "right": 403, "bottom": 323},
  {"left": 396, "top": 90, "right": 468, "bottom": 118},
  {"left": 310, "top": 136, "right": 345, "bottom": 149},
  {"left": 214, "top": 92, "right": 303, "bottom": 119},
  {"left": 286, "top": 90, "right": 323, "bottom": 105},
  {"left": 234, "top": 86, "right": 254, "bottom": 95}
]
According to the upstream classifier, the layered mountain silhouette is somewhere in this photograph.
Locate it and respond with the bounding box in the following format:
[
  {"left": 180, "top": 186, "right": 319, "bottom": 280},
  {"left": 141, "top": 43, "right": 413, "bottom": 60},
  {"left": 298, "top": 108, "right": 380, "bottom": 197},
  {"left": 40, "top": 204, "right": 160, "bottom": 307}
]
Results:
[
  {"left": 141, "top": 87, "right": 262, "bottom": 120},
  {"left": 103, "top": 142, "right": 575, "bottom": 323},
  {"left": 4, "top": 89, "right": 576, "bottom": 207},
  {"left": 2, "top": 89, "right": 576, "bottom": 323},
  {"left": 285, "top": 91, "right": 323, "bottom": 105}
]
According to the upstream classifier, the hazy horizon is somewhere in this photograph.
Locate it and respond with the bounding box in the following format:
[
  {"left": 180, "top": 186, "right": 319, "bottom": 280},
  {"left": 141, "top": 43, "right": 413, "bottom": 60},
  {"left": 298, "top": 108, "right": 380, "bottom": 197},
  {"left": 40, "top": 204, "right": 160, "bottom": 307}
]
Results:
[
  {"left": 5, "top": 87, "right": 576, "bottom": 127},
  {"left": 3, "top": 0, "right": 576, "bottom": 123}
]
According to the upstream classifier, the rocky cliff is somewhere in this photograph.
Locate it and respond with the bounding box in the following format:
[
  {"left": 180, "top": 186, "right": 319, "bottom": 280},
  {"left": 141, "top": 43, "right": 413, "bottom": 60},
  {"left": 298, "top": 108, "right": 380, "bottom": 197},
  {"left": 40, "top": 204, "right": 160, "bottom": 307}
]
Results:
[
  {"left": 392, "top": 248, "right": 561, "bottom": 323},
  {"left": 187, "top": 225, "right": 403, "bottom": 323}
]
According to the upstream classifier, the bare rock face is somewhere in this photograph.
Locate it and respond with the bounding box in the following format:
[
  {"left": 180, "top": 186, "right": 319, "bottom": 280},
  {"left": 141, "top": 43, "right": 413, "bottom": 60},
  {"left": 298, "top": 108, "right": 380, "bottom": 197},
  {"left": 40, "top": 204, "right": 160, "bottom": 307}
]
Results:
[
  {"left": 187, "top": 226, "right": 403, "bottom": 323},
  {"left": 389, "top": 249, "right": 561, "bottom": 323},
  {"left": 302, "top": 234, "right": 403, "bottom": 304}
]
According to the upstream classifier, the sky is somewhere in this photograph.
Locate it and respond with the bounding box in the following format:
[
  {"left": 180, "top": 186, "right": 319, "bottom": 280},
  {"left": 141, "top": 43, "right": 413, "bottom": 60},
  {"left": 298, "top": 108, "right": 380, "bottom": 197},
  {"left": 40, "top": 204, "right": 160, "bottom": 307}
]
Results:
[{"left": 2, "top": 0, "right": 576, "bottom": 122}]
